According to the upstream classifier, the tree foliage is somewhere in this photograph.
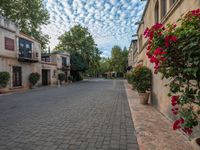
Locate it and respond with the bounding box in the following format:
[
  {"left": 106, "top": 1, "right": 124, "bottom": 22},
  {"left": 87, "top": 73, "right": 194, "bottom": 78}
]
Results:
[
  {"left": 110, "top": 46, "right": 128, "bottom": 73},
  {"left": 55, "top": 25, "right": 101, "bottom": 76},
  {"left": 0, "top": 0, "right": 50, "bottom": 50}
]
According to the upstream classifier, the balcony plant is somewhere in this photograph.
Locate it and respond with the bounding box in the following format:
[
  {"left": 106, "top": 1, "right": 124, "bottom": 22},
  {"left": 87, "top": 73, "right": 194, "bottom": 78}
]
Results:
[
  {"left": 144, "top": 8, "right": 200, "bottom": 138},
  {"left": 58, "top": 73, "right": 66, "bottom": 85},
  {"left": 0, "top": 71, "right": 10, "bottom": 93},
  {"left": 29, "top": 72, "right": 40, "bottom": 89},
  {"left": 131, "top": 65, "right": 152, "bottom": 104}
]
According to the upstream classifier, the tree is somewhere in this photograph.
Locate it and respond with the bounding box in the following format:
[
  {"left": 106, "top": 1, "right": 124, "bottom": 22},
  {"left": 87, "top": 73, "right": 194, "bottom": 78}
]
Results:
[
  {"left": 98, "top": 57, "right": 112, "bottom": 75},
  {"left": 55, "top": 25, "right": 101, "bottom": 78},
  {"left": 0, "top": 0, "right": 50, "bottom": 50},
  {"left": 110, "top": 45, "right": 128, "bottom": 75}
]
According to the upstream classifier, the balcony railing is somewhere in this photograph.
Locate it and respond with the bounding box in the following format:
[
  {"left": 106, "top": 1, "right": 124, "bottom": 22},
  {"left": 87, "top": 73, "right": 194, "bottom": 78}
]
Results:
[
  {"left": 62, "top": 64, "right": 70, "bottom": 71},
  {"left": 18, "top": 51, "right": 39, "bottom": 63}
]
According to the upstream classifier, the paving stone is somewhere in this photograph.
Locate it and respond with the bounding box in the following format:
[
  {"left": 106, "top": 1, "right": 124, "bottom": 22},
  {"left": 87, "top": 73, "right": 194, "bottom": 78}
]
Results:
[{"left": 0, "top": 79, "right": 138, "bottom": 149}]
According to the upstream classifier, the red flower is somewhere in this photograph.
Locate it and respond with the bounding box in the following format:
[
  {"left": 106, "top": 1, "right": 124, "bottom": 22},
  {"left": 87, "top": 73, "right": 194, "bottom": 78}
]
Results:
[
  {"left": 173, "top": 120, "right": 181, "bottom": 130},
  {"left": 171, "top": 35, "right": 177, "bottom": 42},
  {"left": 165, "top": 36, "right": 170, "bottom": 47},
  {"left": 173, "top": 118, "right": 184, "bottom": 130},
  {"left": 150, "top": 56, "right": 159, "bottom": 65},
  {"left": 171, "top": 96, "right": 179, "bottom": 106},
  {"left": 191, "top": 8, "right": 200, "bottom": 16},
  {"left": 153, "top": 23, "right": 163, "bottom": 30},
  {"left": 182, "top": 127, "right": 193, "bottom": 135},
  {"left": 154, "top": 47, "right": 163, "bottom": 55},
  {"left": 144, "top": 27, "right": 149, "bottom": 36},
  {"left": 146, "top": 52, "right": 151, "bottom": 58},
  {"left": 147, "top": 45, "right": 151, "bottom": 50},
  {"left": 165, "top": 35, "right": 177, "bottom": 47},
  {"left": 171, "top": 107, "right": 179, "bottom": 115}
]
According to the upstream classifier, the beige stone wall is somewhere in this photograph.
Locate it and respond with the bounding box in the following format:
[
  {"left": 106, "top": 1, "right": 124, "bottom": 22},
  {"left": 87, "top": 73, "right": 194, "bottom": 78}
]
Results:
[
  {"left": 0, "top": 57, "right": 41, "bottom": 89},
  {"left": 41, "top": 62, "right": 58, "bottom": 85},
  {"left": 0, "top": 17, "right": 42, "bottom": 89},
  {"left": 136, "top": 0, "right": 200, "bottom": 119}
]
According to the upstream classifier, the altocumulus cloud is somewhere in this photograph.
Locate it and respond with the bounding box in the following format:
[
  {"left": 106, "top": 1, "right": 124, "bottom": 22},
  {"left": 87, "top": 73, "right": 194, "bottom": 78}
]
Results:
[{"left": 42, "top": 0, "right": 146, "bottom": 57}]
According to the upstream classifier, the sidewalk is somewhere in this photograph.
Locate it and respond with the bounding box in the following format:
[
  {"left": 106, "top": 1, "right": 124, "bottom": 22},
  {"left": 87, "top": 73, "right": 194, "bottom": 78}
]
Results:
[{"left": 124, "top": 81, "right": 193, "bottom": 150}]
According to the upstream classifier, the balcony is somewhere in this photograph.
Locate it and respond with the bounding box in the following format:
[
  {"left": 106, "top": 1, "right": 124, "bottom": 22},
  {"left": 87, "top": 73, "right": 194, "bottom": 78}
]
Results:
[
  {"left": 62, "top": 64, "right": 70, "bottom": 71},
  {"left": 18, "top": 51, "right": 39, "bottom": 63}
]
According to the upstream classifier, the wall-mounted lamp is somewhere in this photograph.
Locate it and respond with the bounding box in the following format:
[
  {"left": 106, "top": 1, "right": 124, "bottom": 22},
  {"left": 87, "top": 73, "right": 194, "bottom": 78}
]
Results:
[
  {"left": 135, "top": 21, "right": 144, "bottom": 25},
  {"left": 132, "top": 34, "right": 138, "bottom": 37}
]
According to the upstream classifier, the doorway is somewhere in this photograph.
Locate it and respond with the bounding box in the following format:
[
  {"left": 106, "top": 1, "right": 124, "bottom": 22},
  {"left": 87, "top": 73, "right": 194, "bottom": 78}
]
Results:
[
  {"left": 13, "top": 66, "right": 22, "bottom": 87},
  {"left": 42, "top": 69, "right": 50, "bottom": 86}
]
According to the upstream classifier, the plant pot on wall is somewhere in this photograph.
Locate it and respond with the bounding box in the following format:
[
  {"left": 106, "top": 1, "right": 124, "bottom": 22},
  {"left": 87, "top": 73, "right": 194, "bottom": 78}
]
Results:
[
  {"left": 191, "top": 138, "right": 200, "bottom": 150},
  {"left": 138, "top": 92, "right": 149, "bottom": 105}
]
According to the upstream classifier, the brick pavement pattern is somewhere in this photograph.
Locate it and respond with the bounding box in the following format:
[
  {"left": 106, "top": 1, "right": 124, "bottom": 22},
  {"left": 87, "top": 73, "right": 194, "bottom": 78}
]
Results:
[{"left": 0, "top": 79, "right": 138, "bottom": 150}]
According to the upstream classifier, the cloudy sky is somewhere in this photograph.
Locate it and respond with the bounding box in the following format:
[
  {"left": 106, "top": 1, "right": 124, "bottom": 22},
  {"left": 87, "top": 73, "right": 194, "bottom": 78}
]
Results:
[{"left": 42, "top": 0, "right": 146, "bottom": 57}]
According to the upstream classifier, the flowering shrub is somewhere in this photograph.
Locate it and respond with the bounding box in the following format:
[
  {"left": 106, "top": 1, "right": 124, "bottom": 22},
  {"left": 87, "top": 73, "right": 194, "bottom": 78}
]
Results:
[
  {"left": 29, "top": 72, "right": 40, "bottom": 86},
  {"left": 144, "top": 9, "right": 200, "bottom": 135},
  {"left": 131, "top": 66, "right": 152, "bottom": 93}
]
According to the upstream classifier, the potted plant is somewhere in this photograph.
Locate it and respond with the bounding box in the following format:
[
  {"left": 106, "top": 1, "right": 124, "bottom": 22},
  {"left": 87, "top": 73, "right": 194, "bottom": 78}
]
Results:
[
  {"left": 144, "top": 8, "right": 200, "bottom": 136},
  {"left": 0, "top": 71, "right": 10, "bottom": 93},
  {"left": 191, "top": 138, "right": 200, "bottom": 150},
  {"left": 132, "top": 66, "right": 152, "bottom": 104},
  {"left": 29, "top": 72, "right": 40, "bottom": 89},
  {"left": 68, "top": 75, "right": 73, "bottom": 83},
  {"left": 58, "top": 73, "right": 66, "bottom": 85}
]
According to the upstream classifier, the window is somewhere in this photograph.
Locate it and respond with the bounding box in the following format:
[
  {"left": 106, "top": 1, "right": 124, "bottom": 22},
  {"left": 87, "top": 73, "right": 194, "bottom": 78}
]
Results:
[
  {"left": 161, "top": 0, "right": 167, "bottom": 18},
  {"left": 42, "top": 56, "right": 50, "bottom": 62},
  {"left": 19, "top": 38, "right": 32, "bottom": 58},
  {"left": 5, "top": 37, "right": 14, "bottom": 51},
  {"left": 154, "top": 1, "right": 159, "bottom": 23},
  {"left": 139, "top": 35, "right": 143, "bottom": 51},
  {"left": 62, "top": 57, "right": 67, "bottom": 66}
]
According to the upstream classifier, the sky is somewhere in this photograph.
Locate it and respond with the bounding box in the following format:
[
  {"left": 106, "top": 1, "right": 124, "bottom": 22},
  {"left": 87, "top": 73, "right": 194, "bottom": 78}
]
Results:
[{"left": 42, "top": 0, "right": 146, "bottom": 57}]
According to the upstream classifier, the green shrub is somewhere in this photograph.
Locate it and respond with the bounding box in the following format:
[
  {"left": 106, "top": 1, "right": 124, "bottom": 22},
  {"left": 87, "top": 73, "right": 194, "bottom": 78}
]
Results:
[
  {"left": 0, "top": 71, "right": 10, "bottom": 88},
  {"left": 58, "top": 73, "right": 66, "bottom": 82},
  {"left": 29, "top": 72, "right": 40, "bottom": 86},
  {"left": 68, "top": 75, "right": 73, "bottom": 81},
  {"left": 132, "top": 66, "right": 152, "bottom": 93},
  {"left": 126, "top": 72, "right": 133, "bottom": 84}
]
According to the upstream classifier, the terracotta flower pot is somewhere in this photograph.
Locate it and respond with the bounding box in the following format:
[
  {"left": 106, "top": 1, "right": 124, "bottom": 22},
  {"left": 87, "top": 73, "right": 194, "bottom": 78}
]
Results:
[
  {"left": 138, "top": 92, "right": 149, "bottom": 105},
  {"left": 191, "top": 138, "right": 200, "bottom": 150}
]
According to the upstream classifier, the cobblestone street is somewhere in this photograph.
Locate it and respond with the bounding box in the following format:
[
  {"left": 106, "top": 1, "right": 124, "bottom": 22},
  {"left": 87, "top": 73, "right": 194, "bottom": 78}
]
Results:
[{"left": 0, "top": 79, "right": 138, "bottom": 150}]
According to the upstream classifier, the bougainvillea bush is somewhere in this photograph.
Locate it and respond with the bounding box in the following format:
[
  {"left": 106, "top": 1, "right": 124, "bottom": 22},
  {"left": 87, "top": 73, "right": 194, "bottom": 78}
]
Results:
[{"left": 144, "top": 8, "right": 200, "bottom": 135}]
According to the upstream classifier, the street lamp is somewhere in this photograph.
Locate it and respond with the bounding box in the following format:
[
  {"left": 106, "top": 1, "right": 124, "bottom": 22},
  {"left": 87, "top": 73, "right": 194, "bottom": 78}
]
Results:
[
  {"left": 132, "top": 34, "right": 138, "bottom": 37},
  {"left": 135, "top": 21, "right": 144, "bottom": 25}
]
